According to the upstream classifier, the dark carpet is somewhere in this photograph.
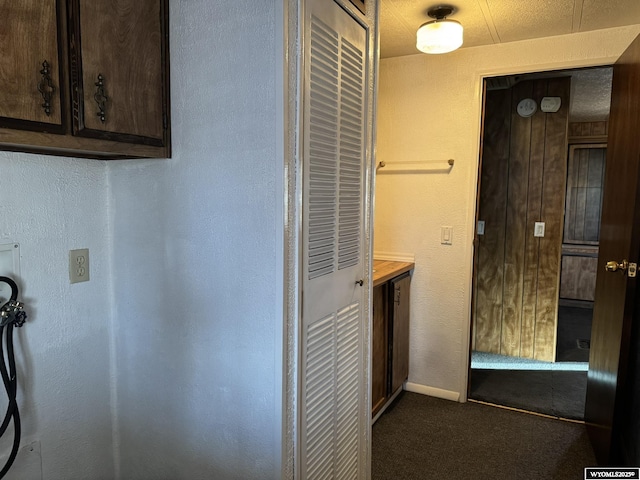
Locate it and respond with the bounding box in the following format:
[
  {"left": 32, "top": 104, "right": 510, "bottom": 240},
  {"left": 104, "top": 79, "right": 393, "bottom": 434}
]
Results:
[
  {"left": 372, "top": 392, "right": 597, "bottom": 480},
  {"left": 468, "top": 304, "right": 592, "bottom": 419},
  {"left": 470, "top": 369, "right": 587, "bottom": 419}
]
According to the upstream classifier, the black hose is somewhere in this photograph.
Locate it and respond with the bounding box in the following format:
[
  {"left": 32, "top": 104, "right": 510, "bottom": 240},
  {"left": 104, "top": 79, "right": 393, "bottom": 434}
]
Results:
[
  {"left": 0, "top": 277, "right": 22, "bottom": 479},
  {"left": 0, "top": 326, "right": 13, "bottom": 437},
  {"left": 0, "top": 278, "right": 17, "bottom": 302}
]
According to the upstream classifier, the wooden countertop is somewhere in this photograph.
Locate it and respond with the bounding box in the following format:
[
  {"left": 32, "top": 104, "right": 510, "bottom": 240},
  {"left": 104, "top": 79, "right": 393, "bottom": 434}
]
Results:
[{"left": 373, "top": 259, "right": 414, "bottom": 287}]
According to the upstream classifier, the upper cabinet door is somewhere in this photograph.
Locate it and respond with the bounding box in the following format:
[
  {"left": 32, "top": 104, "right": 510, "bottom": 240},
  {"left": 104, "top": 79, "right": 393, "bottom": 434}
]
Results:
[
  {"left": 69, "top": 0, "right": 168, "bottom": 146},
  {"left": 0, "top": 0, "right": 64, "bottom": 130}
]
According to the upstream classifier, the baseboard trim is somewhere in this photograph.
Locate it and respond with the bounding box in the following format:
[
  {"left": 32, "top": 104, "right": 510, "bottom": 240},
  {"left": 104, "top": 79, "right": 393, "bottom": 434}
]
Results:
[
  {"left": 405, "top": 382, "right": 460, "bottom": 402},
  {"left": 373, "top": 251, "right": 415, "bottom": 263}
]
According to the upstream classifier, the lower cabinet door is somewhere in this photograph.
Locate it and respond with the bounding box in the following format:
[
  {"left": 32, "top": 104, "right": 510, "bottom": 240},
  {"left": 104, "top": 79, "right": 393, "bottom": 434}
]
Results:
[
  {"left": 390, "top": 273, "right": 411, "bottom": 393},
  {"left": 371, "top": 284, "right": 388, "bottom": 416}
]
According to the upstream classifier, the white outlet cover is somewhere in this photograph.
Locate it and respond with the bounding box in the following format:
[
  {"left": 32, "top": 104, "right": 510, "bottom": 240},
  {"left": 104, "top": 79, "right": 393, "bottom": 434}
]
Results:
[
  {"left": 477, "top": 220, "right": 485, "bottom": 235},
  {"left": 534, "top": 222, "right": 545, "bottom": 237},
  {"left": 69, "top": 248, "right": 90, "bottom": 284}
]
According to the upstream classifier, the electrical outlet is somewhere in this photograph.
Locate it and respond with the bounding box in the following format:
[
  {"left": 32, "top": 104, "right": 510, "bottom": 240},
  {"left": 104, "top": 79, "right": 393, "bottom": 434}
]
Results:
[{"left": 69, "top": 249, "right": 90, "bottom": 284}]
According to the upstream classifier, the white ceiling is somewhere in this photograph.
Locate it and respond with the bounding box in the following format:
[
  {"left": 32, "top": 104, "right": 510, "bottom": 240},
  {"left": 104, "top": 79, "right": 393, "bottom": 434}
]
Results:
[
  {"left": 569, "top": 67, "right": 613, "bottom": 121},
  {"left": 491, "top": 67, "right": 613, "bottom": 121},
  {"left": 381, "top": 0, "right": 640, "bottom": 58},
  {"left": 380, "top": 1, "right": 635, "bottom": 121}
]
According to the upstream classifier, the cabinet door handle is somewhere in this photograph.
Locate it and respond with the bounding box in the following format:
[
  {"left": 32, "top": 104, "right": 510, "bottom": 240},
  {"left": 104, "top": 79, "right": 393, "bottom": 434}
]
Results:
[
  {"left": 37, "top": 60, "right": 55, "bottom": 116},
  {"left": 94, "top": 74, "right": 108, "bottom": 123}
]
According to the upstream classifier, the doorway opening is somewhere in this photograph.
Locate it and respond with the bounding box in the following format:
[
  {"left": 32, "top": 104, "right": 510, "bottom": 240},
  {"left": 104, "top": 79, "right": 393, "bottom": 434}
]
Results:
[{"left": 468, "top": 65, "right": 613, "bottom": 420}]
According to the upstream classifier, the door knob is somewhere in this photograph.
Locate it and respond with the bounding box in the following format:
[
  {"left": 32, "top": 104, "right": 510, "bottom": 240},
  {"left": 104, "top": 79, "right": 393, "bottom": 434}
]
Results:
[{"left": 605, "top": 260, "right": 628, "bottom": 272}]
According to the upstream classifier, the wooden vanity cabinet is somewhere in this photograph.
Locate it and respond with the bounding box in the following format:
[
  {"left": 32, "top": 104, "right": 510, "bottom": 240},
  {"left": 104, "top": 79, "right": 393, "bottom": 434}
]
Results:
[
  {"left": 0, "top": 0, "right": 170, "bottom": 159},
  {"left": 372, "top": 262, "right": 412, "bottom": 419},
  {"left": 0, "top": 0, "right": 64, "bottom": 131}
]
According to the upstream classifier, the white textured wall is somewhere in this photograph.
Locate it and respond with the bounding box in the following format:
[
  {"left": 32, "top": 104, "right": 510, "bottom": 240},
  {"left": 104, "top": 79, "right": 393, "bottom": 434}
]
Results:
[
  {"left": 0, "top": 152, "right": 114, "bottom": 479},
  {"left": 375, "top": 25, "right": 640, "bottom": 399},
  {"left": 109, "top": 0, "right": 284, "bottom": 478}
]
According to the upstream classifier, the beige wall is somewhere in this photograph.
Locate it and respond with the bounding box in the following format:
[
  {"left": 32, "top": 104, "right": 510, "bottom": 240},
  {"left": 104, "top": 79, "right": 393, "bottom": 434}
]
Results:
[{"left": 374, "top": 25, "right": 640, "bottom": 400}]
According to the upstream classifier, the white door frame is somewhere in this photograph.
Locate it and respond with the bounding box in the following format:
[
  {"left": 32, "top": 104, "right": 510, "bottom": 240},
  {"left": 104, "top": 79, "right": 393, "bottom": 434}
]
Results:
[{"left": 465, "top": 57, "right": 623, "bottom": 401}]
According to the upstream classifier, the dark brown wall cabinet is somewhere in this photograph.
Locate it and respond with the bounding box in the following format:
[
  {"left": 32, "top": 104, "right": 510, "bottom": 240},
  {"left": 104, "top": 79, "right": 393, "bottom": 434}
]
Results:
[
  {"left": 372, "top": 271, "right": 411, "bottom": 419},
  {"left": 0, "top": 1, "right": 64, "bottom": 131},
  {"left": 0, "top": 0, "right": 170, "bottom": 159}
]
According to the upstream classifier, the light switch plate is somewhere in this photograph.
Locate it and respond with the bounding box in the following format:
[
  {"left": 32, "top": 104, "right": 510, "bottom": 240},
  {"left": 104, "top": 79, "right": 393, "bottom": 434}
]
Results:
[
  {"left": 477, "top": 220, "right": 485, "bottom": 236},
  {"left": 441, "top": 226, "right": 453, "bottom": 245},
  {"left": 534, "top": 222, "right": 545, "bottom": 237}
]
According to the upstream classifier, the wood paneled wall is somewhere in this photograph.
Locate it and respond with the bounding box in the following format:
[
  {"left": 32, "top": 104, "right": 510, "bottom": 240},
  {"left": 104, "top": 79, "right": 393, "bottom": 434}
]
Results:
[
  {"left": 569, "top": 121, "right": 608, "bottom": 139},
  {"left": 560, "top": 245, "right": 599, "bottom": 301},
  {"left": 474, "top": 78, "right": 570, "bottom": 362},
  {"left": 564, "top": 144, "right": 606, "bottom": 243}
]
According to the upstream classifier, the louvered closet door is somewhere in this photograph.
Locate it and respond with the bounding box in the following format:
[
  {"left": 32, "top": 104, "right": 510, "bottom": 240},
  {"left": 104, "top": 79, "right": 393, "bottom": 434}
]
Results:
[{"left": 301, "top": 0, "right": 367, "bottom": 478}]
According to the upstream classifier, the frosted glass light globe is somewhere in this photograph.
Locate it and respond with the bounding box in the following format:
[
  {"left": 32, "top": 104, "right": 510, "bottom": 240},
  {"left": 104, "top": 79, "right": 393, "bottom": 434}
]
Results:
[{"left": 416, "top": 19, "right": 463, "bottom": 54}]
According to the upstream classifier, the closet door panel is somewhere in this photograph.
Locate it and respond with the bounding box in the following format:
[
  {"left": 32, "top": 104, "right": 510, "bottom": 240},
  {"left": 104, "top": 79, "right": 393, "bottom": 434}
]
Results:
[{"left": 301, "top": 0, "right": 367, "bottom": 478}]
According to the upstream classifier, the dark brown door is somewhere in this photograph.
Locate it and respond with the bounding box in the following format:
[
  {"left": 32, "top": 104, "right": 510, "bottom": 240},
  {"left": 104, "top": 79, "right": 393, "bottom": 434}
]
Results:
[
  {"left": 585, "top": 33, "right": 640, "bottom": 464},
  {"left": 0, "top": 0, "right": 64, "bottom": 132},
  {"left": 69, "top": 0, "right": 168, "bottom": 146}
]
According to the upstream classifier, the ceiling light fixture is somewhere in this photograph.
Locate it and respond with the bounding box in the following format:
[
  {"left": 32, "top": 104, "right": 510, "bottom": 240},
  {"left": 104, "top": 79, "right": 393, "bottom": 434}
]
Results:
[{"left": 416, "top": 5, "right": 463, "bottom": 54}]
